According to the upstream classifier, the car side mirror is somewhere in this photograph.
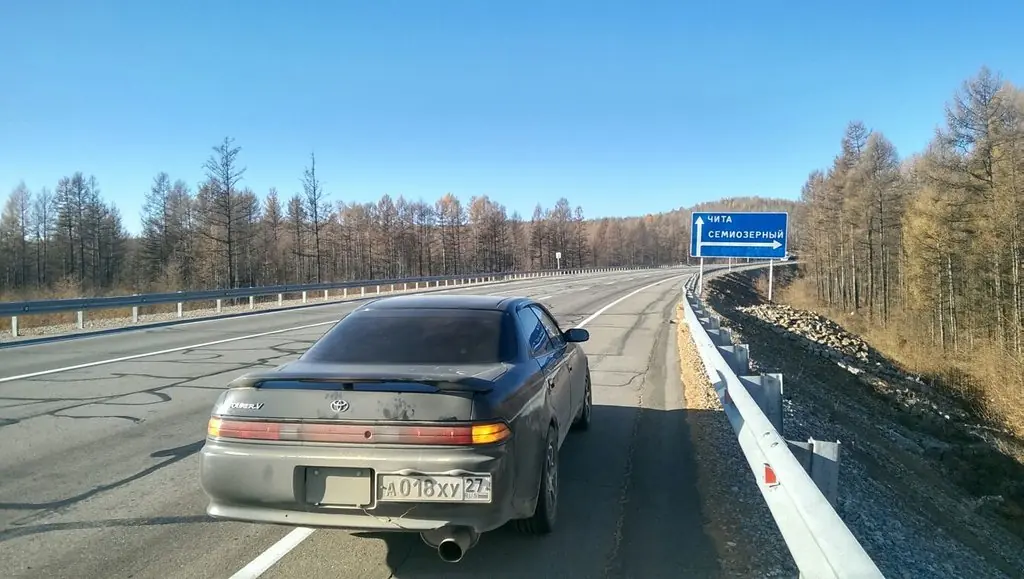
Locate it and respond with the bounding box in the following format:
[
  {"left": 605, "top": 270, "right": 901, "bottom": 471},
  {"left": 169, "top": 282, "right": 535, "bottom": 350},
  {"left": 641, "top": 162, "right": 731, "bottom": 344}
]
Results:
[{"left": 563, "top": 328, "right": 589, "bottom": 343}]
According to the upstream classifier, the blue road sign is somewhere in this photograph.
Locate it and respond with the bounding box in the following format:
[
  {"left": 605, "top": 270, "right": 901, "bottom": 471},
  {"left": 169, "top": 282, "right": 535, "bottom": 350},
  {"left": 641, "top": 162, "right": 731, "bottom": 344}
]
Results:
[{"left": 689, "top": 211, "right": 788, "bottom": 259}]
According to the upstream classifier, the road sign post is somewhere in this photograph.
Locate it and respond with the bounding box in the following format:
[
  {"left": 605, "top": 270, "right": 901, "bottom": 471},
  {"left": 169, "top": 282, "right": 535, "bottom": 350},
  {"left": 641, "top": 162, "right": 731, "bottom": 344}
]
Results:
[
  {"left": 555, "top": 251, "right": 562, "bottom": 270},
  {"left": 689, "top": 211, "right": 789, "bottom": 299}
]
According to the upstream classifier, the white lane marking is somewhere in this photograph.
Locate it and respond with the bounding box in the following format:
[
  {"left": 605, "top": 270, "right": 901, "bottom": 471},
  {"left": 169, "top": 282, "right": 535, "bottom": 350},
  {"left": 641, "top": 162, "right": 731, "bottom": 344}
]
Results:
[
  {"left": 536, "top": 295, "right": 554, "bottom": 300},
  {"left": 225, "top": 271, "right": 688, "bottom": 578},
  {"left": 228, "top": 527, "right": 316, "bottom": 579},
  {"left": 0, "top": 320, "right": 339, "bottom": 384},
  {"left": 0, "top": 272, "right": 662, "bottom": 382},
  {"left": 575, "top": 274, "right": 685, "bottom": 328},
  {"left": 2, "top": 276, "right": 578, "bottom": 347}
]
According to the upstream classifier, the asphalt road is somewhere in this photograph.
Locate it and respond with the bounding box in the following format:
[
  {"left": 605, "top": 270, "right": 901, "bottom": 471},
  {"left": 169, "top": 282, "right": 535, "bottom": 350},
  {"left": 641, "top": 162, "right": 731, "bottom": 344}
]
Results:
[{"left": 0, "top": 267, "right": 722, "bottom": 578}]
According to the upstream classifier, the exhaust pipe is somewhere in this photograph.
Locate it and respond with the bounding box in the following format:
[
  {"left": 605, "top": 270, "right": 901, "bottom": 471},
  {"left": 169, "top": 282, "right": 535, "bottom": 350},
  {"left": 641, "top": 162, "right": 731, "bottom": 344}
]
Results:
[{"left": 430, "top": 527, "right": 479, "bottom": 563}]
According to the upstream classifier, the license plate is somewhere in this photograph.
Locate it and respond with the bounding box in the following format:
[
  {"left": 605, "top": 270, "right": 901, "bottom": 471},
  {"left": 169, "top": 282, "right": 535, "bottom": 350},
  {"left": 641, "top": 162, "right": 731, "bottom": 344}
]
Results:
[{"left": 377, "top": 474, "right": 492, "bottom": 503}]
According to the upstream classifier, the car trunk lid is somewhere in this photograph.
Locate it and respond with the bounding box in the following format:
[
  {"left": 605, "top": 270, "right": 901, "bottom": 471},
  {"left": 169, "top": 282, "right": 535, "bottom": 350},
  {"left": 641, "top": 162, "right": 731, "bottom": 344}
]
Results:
[{"left": 213, "top": 361, "right": 511, "bottom": 422}]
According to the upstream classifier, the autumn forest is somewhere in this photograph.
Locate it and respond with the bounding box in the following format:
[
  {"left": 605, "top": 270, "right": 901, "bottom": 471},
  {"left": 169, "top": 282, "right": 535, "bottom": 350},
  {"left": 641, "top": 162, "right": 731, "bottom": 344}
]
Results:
[
  {"left": 0, "top": 140, "right": 799, "bottom": 299},
  {"left": 3, "top": 66, "right": 1024, "bottom": 420}
]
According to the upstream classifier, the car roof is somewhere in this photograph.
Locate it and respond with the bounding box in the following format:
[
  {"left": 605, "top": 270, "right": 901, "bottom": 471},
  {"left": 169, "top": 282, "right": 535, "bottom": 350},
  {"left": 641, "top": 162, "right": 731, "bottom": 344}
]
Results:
[{"left": 356, "top": 294, "right": 535, "bottom": 312}]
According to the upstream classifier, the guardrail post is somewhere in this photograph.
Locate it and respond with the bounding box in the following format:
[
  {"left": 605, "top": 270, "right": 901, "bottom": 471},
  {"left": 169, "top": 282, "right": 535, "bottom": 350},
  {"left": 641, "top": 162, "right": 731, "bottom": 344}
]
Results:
[
  {"left": 404, "top": 283, "right": 408, "bottom": 291},
  {"left": 77, "top": 311, "right": 84, "bottom": 329},
  {"left": 361, "top": 287, "right": 365, "bottom": 296},
  {"left": 323, "top": 290, "right": 328, "bottom": 300},
  {"left": 278, "top": 293, "right": 284, "bottom": 305},
  {"left": 216, "top": 299, "right": 222, "bottom": 313},
  {"left": 414, "top": 282, "right": 419, "bottom": 290},
  {"left": 302, "top": 291, "right": 308, "bottom": 304},
  {"left": 132, "top": 306, "right": 139, "bottom": 323},
  {"left": 390, "top": 283, "right": 394, "bottom": 293},
  {"left": 11, "top": 316, "right": 18, "bottom": 337},
  {"left": 718, "top": 344, "right": 750, "bottom": 375},
  {"left": 177, "top": 302, "right": 183, "bottom": 317},
  {"left": 342, "top": 289, "right": 347, "bottom": 299},
  {"left": 716, "top": 327, "right": 734, "bottom": 346},
  {"left": 250, "top": 296, "right": 255, "bottom": 309},
  {"left": 738, "top": 373, "right": 784, "bottom": 434},
  {"left": 376, "top": 285, "right": 380, "bottom": 294},
  {"left": 787, "top": 439, "right": 841, "bottom": 509}
]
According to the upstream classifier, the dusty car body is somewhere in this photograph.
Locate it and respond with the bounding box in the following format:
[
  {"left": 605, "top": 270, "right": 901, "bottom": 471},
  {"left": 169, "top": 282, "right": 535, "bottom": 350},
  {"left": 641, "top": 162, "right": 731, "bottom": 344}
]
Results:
[{"left": 199, "top": 294, "right": 592, "bottom": 562}]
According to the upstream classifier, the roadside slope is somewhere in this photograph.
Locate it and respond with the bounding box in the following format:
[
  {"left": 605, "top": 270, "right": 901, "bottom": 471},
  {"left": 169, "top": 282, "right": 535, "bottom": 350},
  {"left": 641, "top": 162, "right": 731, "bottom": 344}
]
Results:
[{"left": 702, "top": 270, "right": 1024, "bottom": 579}]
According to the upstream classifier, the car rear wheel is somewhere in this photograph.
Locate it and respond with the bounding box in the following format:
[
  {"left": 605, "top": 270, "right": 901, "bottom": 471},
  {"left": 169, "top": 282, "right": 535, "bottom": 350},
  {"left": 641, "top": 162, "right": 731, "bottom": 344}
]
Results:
[
  {"left": 571, "top": 369, "right": 592, "bottom": 431},
  {"left": 514, "top": 425, "right": 558, "bottom": 535}
]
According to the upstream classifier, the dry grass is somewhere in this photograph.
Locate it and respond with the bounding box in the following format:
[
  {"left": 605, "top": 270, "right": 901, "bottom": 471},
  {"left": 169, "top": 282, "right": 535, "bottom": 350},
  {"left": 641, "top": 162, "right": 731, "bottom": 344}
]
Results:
[
  {"left": 778, "top": 276, "right": 1024, "bottom": 441},
  {"left": 676, "top": 305, "right": 721, "bottom": 411}
]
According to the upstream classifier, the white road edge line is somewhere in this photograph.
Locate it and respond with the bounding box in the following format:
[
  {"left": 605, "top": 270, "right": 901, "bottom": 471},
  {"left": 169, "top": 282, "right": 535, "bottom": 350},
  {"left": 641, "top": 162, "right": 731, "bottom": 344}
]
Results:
[
  {"left": 0, "top": 271, "right": 665, "bottom": 383},
  {"left": 575, "top": 274, "right": 684, "bottom": 329},
  {"left": 3, "top": 276, "right": 558, "bottom": 344},
  {"left": 227, "top": 527, "right": 317, "bottom": 579},
  {"left": 0, "top": 321, "right": 340, "bottom": 384},
  {"left": 4, "top": 271, "right": 647, "bottom": 353},
  {"left": 225, "top": 271, "right": 688, "bottom": 578}
]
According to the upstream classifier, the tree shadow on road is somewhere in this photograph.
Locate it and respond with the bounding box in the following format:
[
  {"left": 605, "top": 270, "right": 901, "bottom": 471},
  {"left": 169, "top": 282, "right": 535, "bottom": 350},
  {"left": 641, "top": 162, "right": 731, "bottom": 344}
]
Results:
[
  {"left": 0, "top": 440, "right": 204, "bottom": 514},
  {"left": 355, "top": 404, "right": 729, "bottom": 579},
  {"left": 0, "top": 514, "right": 218, "bottom": 542}
]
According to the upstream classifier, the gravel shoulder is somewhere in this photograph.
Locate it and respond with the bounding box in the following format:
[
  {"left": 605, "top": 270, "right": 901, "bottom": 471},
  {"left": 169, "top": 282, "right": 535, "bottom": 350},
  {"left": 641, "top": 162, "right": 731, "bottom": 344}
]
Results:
[{"left": 701, "top": 270, "right": 1024, "bottom": 579}]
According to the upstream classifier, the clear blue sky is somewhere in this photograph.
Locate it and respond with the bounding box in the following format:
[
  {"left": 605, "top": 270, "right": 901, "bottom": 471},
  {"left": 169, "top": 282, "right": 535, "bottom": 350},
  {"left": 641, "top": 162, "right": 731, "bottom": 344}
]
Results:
[{"left": 2, "top": 0, "right": 1022, "bottom": 235}]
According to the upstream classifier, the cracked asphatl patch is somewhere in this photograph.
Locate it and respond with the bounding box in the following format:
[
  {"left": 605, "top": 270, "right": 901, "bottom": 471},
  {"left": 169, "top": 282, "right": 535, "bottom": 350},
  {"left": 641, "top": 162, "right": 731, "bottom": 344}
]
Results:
[
  {"left": 590, "top": 370, "right": 644, "bottom": 388},
  {"left": 0, "top": 335, "right": 314, "bottom": 431}
]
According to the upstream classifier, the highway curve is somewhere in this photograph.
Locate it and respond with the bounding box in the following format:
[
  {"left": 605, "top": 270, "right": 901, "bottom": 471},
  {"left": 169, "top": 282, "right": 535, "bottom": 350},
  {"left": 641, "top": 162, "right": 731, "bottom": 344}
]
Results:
[{"left": 0, "top": 267, "right": 723, "bottom": 578}]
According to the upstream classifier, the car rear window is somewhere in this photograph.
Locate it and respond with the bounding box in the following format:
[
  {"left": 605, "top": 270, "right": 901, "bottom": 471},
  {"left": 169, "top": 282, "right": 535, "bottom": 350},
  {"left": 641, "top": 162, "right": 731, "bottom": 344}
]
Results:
[{"left": 303, "top": 308, "right": 517, "bottom": 364}]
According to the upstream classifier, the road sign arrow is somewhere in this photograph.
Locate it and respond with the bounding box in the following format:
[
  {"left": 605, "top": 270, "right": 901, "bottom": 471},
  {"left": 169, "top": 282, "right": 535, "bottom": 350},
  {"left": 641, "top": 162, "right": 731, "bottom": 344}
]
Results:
[{"left": 702, "top": 239, "right": 782, "bottom": 250}]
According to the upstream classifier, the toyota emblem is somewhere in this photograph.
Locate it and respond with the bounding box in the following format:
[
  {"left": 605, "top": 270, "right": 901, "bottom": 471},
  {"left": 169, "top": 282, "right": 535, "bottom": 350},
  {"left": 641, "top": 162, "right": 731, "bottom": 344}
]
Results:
[{"left": 330, "top": 399, "right": 350, "bottom": 413}]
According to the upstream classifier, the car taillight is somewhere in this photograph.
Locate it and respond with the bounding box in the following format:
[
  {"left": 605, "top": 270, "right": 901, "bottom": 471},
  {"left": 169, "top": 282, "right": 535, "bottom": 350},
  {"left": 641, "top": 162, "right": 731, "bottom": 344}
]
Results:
[{"left": 206, "top": 417, "right": 511, "bottom": 446}]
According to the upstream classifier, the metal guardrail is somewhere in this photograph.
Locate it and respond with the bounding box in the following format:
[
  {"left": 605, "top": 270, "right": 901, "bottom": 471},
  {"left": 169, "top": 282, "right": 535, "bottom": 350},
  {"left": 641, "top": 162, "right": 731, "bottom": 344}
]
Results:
[
  {"left": 1, "top": 266, "right": 652, "bottom": 337},
  {"left": 680, "top": 265, "right": 884, "bottom": 578}
]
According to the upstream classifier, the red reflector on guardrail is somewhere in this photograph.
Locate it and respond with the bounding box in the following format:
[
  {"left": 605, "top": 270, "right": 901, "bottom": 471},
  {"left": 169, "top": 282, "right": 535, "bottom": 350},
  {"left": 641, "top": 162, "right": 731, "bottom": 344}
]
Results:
[{"left": 764, "top": 464, "right": 778, "bottom": 486}]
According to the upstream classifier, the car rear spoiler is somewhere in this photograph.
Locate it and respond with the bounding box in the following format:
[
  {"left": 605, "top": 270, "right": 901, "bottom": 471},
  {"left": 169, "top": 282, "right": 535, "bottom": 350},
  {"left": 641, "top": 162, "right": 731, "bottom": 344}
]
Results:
[{"left": 227, "top": 363, "right": 511, "bottom": 393}]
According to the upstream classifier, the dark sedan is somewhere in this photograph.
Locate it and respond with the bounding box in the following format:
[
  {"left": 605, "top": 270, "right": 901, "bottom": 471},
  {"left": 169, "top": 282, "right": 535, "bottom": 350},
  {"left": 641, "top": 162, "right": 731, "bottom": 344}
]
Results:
[{"left": 199, "top": 294, "right": 593, "bottom": 562}]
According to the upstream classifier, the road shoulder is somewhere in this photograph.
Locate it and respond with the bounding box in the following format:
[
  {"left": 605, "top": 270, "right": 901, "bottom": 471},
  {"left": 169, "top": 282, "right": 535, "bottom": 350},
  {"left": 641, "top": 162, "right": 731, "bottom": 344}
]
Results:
[{"left": 674, "top": 300, "right": 797, "bottom": 578}]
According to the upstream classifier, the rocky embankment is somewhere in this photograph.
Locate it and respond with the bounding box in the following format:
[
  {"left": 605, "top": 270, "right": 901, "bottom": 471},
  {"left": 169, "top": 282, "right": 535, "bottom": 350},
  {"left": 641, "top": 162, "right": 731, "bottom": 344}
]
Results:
[
  {"left": 701, "top": 271, "right": 1024, "bottom": 579},
  {"left": 738, "top": 304, "right": 977, "bottom": 434}
]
